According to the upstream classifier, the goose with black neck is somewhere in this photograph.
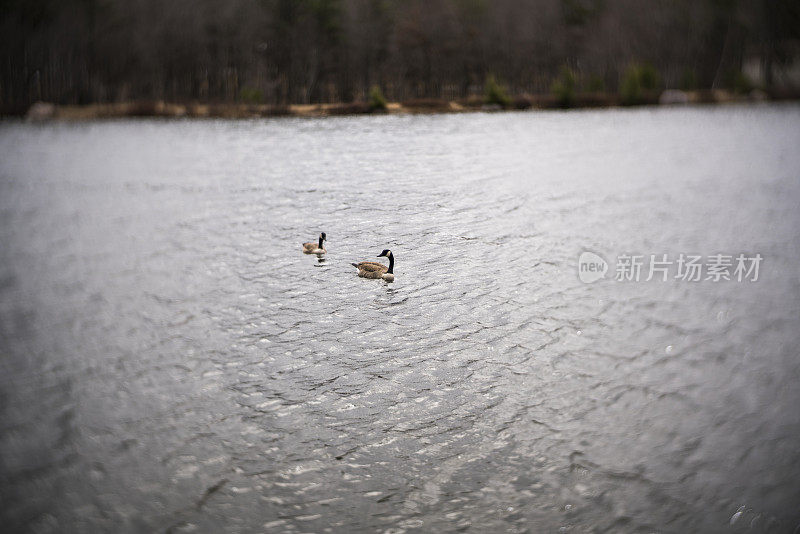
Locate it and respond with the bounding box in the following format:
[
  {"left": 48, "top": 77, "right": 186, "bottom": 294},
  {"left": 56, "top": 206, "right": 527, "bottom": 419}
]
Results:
[
  {"left": 302, "top": 232, "right": 327, "bottom": 254},
  {"left": 352, "top": 249, "right": 395, "bottom": 282}
]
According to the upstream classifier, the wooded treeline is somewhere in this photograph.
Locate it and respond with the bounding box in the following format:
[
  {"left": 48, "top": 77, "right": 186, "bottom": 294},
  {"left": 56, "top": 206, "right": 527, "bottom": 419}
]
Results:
[{"left": 1, "top": 0, "right": 798, "bottom": 108}]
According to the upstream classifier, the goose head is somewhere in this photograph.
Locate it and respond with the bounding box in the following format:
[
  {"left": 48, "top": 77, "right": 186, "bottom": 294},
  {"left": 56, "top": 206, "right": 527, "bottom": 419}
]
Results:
[
  {"left": 377, "top": 249, "right": 394, "bottom": 281},
  {"left": 320, "top": 232, "right": 327, "bottom": 241}
]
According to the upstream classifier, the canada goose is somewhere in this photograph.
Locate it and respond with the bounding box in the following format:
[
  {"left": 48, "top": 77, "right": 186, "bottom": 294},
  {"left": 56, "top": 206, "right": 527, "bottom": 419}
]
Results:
[
  {"left": 352, "top": 249, "right": 395, "bottom": 281},
  {"left": 302, "top": 232, "right": 326, "bottom": 254}
]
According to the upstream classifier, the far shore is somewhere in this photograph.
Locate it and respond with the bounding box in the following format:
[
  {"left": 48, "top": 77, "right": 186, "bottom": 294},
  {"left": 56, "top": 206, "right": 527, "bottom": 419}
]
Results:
[{"left": 11, "top": 88, "right": 800, "bottom": 121}]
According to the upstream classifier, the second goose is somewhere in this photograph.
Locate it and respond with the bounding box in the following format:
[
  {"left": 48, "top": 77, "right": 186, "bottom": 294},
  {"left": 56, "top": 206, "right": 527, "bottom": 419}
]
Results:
[{"left": 352, "top": 249, "right": 395, "bottom": 282}]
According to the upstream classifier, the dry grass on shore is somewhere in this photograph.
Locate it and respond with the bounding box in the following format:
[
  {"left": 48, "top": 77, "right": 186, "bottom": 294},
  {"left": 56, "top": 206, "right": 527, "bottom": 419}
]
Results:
[{"left": 13, "top": 89, "right": 796, "bottom": 121}]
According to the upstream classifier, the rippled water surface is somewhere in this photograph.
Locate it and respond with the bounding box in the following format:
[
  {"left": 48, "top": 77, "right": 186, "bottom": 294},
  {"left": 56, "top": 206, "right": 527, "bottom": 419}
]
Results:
[{"left": 2, "top": 106, "right": 800, "bottom": 533}]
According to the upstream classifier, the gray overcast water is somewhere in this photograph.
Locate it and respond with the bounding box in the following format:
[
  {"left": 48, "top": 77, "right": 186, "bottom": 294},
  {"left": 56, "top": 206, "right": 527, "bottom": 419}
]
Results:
[{"left": 1, "top": 105, "right": 799, "bottom": 533}]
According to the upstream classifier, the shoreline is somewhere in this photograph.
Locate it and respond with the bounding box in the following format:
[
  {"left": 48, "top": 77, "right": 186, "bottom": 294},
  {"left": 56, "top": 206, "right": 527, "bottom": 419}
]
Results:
[{"left": 12, "top": 89, "right": 800, "bottom": 121}]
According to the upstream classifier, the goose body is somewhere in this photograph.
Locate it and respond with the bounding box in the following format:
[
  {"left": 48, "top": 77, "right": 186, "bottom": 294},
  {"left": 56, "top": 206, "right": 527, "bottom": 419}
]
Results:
[
  {"left": 302, "top": 232, "right": 327, "bottom": 254},
  {"left": 353, "top": 249, "right": 395, "bottom": 281}
]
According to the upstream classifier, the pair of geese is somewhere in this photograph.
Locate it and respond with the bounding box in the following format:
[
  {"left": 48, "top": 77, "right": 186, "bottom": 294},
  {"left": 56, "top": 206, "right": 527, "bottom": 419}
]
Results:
[{"left": 302, "top": 232, "right": 395, "bottom": 282}]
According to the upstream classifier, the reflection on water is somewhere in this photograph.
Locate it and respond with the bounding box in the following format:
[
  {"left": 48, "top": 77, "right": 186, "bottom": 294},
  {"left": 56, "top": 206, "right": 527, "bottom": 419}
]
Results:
[{"left": 1, "top": 106, "right": 800, "bottom": 533}]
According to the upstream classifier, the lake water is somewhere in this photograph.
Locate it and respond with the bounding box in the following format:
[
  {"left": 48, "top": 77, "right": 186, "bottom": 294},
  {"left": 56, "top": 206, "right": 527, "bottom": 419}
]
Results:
[{"left": 1, "top": 105, "right": 799, "bottom": 533}]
